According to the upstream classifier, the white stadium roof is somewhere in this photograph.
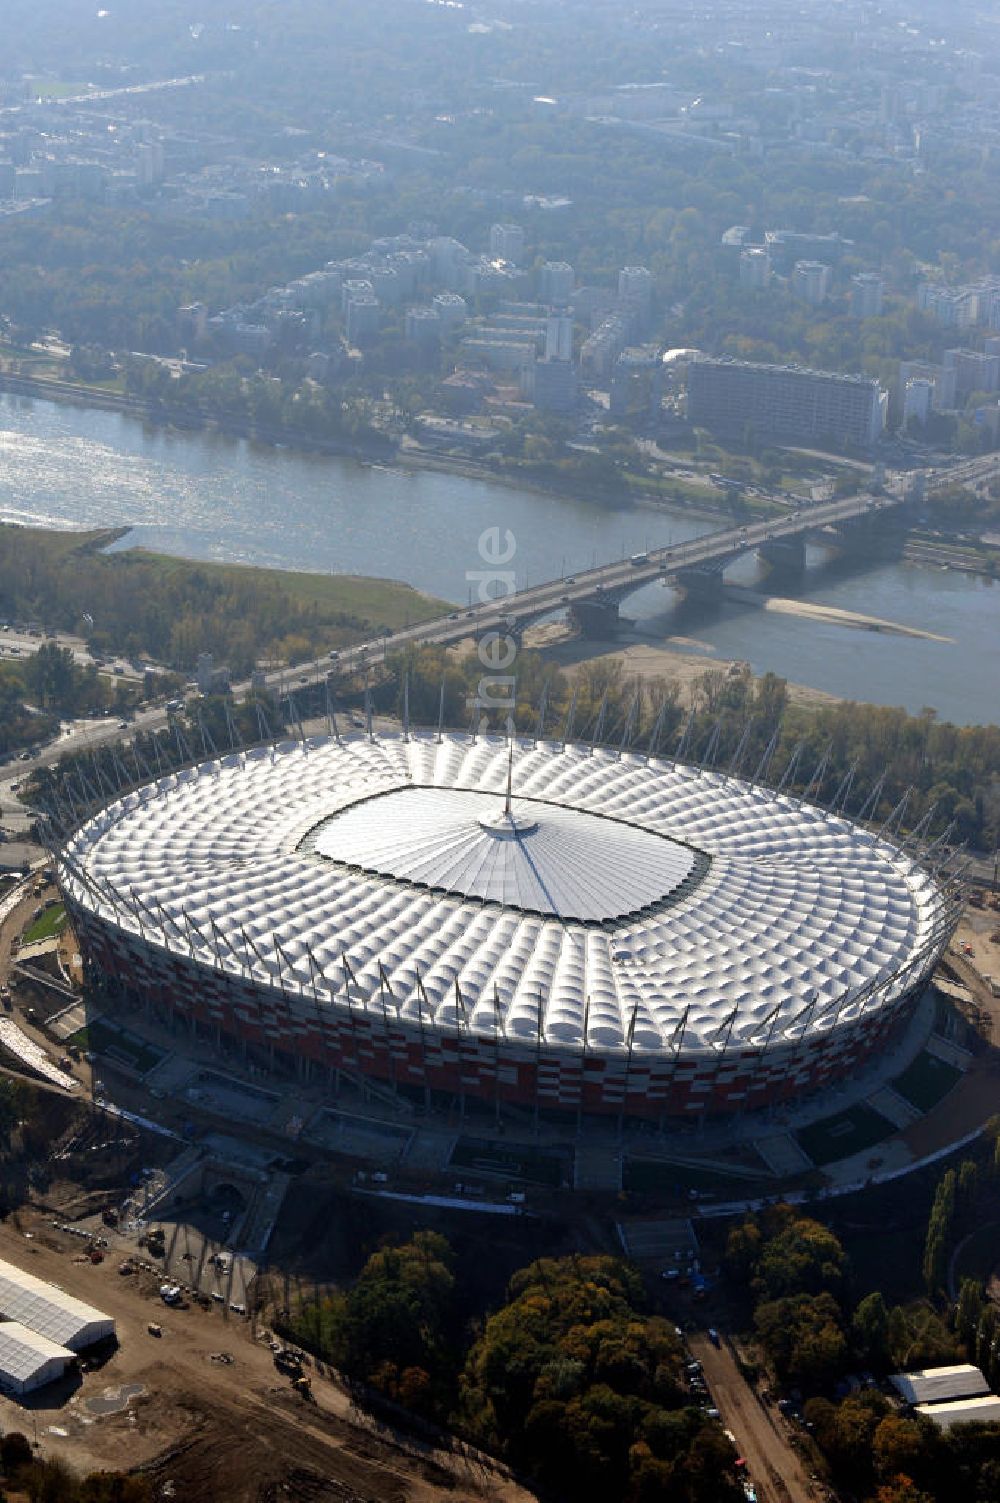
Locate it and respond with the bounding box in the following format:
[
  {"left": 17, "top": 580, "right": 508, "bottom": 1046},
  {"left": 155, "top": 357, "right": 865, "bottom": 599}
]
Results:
[
  {"left": 0, "top": 1321, "right": 73, "bottom": 1392},
  {"left": 0, "top": 1258, "right": 115, "bottom": 1351},
  {"left": 62, "top": 732, "right": 948, "bottom": 1057}
]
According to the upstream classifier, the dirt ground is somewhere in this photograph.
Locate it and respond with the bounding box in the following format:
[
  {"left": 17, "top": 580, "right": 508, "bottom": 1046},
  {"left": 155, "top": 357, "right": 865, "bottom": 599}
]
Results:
[
  {"left": 687, "top": 1333, "right": 821, "bottom": 1503},
  {"left": 521, "top": 623, "right": 840, "bottom": 709},
  {"left": 0, "top": 1212, "right": 537, "bottom": 1503}
]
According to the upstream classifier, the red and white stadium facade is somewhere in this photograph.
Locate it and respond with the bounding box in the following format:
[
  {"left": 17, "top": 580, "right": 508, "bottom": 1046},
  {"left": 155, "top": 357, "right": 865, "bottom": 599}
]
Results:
[{"left": 59, "top": 732, "right": 959, "bottom": 1120}]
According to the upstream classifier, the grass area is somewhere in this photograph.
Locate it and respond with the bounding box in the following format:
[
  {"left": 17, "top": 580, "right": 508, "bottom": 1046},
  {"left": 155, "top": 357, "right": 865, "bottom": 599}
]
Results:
[
  {"left": 891, "top": 1050, "right": 964, "bottom": 1112},
  {"left": 623, "top": 1156, "right": 775, "bottom": 1195},
  {"left": 68, "top": 1017, "right": 165, "bottom": 1076},
  {"left": 450, "top": 1138, "right": 569, "bottom": 1187},
  {"left": 796, "top": 1102, "right": 897, "bottom": 1167},
  {"left": 623, "top": 471, "right": 720, "bottom": 503},
  {"left": 21, "top": 903, "right": 66, "bottom": 945},
  {"left": 0, "top": 522, "right": 124, "bottom": 566},
  {"left": 133, "top": 550, "right": 454, "bottom": 629},
  {"left": 30, "top": 80, "right": 90, "bottom": 99}
]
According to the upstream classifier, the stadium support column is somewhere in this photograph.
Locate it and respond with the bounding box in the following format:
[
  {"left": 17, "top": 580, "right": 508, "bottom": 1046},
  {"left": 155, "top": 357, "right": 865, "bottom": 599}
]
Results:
[
  {"left": 576, "top": 997, "right": 591, "bottom": 1138},
  {"left": 533, "top": 993, "right": 544, "bottom": 1136},
  {"left": 415, "top": 973, "right": 433, "bottom": 1111},
  {"left": 379, "top": 963, "right": 398, "bottom": 1089},
  {"left": 492, "top": 988, "right": 505, "bottom": 1131},
  {"left": 617, "top": 1003, "right": 639, "bottom": 1140},
  {"left": 454, "top": 980, "right": 468, "bottom": 1121}
]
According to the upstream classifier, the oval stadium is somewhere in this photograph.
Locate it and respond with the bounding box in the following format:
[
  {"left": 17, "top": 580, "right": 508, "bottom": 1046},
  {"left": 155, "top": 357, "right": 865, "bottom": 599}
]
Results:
[{"left": 58, "top": 731, "right": 958, "bottom": 1121}]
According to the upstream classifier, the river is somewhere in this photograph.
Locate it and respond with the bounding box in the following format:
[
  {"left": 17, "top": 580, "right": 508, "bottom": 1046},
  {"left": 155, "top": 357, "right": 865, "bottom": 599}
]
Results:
[{"left": 0, "top": 393, "right": 996, "bottom": 726}]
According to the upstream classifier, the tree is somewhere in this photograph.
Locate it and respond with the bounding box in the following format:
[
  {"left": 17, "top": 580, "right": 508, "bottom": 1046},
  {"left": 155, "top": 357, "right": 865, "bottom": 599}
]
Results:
[
  {"left": 875, "top": 1478, "right": 935, "bottom": 1503},
  {"left": 285, "top": 1231, "right": 458, "bottom": 1415},
  {"left": 754, "top": 1292, "right": 848, "bottom": 1389},
  {"left": 956, "top": 1279, "right": 985, "bottom": 1351},
  {"left": 460, "top": 1255, "right": 740, "bottom": 1502},
  {"left": 874, "top": 1415, "right": 932, "bottom": 1484},
  {"left": 853, "top": 1291, "right": 890, "bottom": 1370},
  {"left": 752, "top": 1216, "right": 847, "bottom": 1301}
]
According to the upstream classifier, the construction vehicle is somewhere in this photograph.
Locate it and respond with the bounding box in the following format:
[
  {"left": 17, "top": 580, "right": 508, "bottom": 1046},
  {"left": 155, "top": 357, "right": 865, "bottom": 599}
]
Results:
[
  {"left": 273, "top": 1347, "right": 303, "bottom": 1378},
  {"left": 147, "top": 1323, "right": 162, "bottom": 1338}
]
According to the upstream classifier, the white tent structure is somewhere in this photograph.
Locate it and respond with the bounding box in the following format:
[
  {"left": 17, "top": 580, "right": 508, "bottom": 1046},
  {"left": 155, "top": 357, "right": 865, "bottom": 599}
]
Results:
[
  {"left": 0, "top": 1322, "right": 74, "bottom": 1394},
  {"left": 0, "top": 1259, "right": 115, "bottom": 1351},
  {"left": 891, "top": 1364, "right": 990, "bottom": 1406},
  {"left": 916, "top": 1396, "right": 1000, "bottom": 1431}
]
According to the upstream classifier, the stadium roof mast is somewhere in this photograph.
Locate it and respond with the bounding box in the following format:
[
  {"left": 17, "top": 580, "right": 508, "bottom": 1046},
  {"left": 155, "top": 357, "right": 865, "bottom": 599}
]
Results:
[{"left": 504, "top": 738, "right": 514, "bottom": 819}]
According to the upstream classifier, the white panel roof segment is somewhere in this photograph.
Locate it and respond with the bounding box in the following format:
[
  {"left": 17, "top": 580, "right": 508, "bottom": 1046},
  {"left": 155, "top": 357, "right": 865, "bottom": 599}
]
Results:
[
  {"left": 310, "top": 786, "right": 699, "bottom": 920},
  {"left": 64, "top": 732, "right": 949, "bottom": 1058},
  {"left": 0, "top": 1322, "right": 74, "bottom": 1383},
  {"left": 891, "top": 1365, "right": 990, "bottom": 1405},
  {"left": 0, "top": 1259, "right": 114, "bottom": 1350}
]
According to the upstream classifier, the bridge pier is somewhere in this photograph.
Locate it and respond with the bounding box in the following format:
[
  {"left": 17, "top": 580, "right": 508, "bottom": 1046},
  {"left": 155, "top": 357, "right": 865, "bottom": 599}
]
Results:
[
  {"left": 570, "top": 599, "right": 622, "bottom": 638},
  {"left": 757, "top": 536, "right": 806, "bottom": 574},
  {"left": 830, "top": 510, "right": 907, "bottom": 562},
  {"left": 675, "top": 566, "right": 724, "bottom": 603}
]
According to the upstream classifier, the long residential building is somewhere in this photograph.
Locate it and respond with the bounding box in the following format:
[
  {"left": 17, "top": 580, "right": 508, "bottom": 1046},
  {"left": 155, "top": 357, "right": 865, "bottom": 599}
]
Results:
[{"left": 687, "top": 357, "right": 887, "bottom": 448}]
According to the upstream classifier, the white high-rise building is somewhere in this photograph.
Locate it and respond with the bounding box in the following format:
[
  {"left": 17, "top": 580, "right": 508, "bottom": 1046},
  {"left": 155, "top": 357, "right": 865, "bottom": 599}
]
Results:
[
  {"left": 545, "top": 315, "right": 573, "bottom": 362},
  {"left": 538, "top": 261, "right": 575, "bottom": 305},
  {"left": 851, "top": 273, "right": 884, "bottom": 319},
  {"left": 739, "top": 248, "right": 771, "bottom": 290},
  {"left": 489, "top": 223, "right": 525, "bottom": 264},
  {"left": 618, "top": 265, "right": 653, "bottom": 309},
  {"left": 136, "top": 139, "right": 164, "bottom": 187},
  {"left": 432, "top": 292, "right": 467, "bottom": 332},
  {"left": 404, "top": 306, "right": 441, "bottom": 349},
  {"left": 903, "top": 378, "right": 934, "bottom": 426},
  {"left": 792, "top": 260, "right": 832, "bottom": 306}
]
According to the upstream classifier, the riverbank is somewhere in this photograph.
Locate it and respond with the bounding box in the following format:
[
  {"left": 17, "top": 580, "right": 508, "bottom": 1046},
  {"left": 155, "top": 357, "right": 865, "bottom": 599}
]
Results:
[
  {"left": 523, "top": 622, "right": 842, "bottom": 710},
  {"left": 0, "top": 365, "right": 739, "bottom": 527},
  {"left": 0, "top": 385, "right": 995, "bottom": 724},
  {"left": 0, "top": 369, "right": 396, "bottom": 466}
]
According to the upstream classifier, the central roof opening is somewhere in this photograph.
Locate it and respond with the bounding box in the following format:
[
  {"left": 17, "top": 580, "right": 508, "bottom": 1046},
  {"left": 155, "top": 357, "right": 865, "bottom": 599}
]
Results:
[{"left": 305, "top": 784, "right": 702, "bottom": 922}]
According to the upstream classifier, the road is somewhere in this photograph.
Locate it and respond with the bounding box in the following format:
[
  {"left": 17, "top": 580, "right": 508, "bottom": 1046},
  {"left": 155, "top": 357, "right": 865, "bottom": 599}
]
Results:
[
  {"left": 264, "top": 487, "right": 912, "bottom": 702},
  {"left": 687, "top": 1332, "right": 817, "bottom": 1503}
]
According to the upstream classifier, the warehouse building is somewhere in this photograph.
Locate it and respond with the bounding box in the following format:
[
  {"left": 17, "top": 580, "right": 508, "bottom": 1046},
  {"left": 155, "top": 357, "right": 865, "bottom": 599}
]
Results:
[
  {"left": 916, "top": 1396, "right": 1000, "bottom": 1431},
  {"left": 0, "top": 1322, "right": 75, "bottom": 1395},
  {"left": 0, "top": 1258, "right": 115, "bottom": 1351},
  {"left": 890, "top": 1364, "right": 990, "bottom": 1406}
]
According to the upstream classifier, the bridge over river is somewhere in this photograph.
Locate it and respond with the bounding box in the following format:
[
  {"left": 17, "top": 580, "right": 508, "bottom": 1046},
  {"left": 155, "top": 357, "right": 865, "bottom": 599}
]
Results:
[{"left": 261, "top": 485, "right": 914, "bottom": 697}]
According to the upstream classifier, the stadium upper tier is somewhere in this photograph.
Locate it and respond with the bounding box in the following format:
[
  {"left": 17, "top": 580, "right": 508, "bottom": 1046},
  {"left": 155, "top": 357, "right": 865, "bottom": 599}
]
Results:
[{"left": 61, "top": 732, "right": 949, "bottom": 1060}]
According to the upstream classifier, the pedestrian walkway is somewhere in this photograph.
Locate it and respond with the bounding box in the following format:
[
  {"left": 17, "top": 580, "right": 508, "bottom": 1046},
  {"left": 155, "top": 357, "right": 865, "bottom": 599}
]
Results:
[
  {"left": 926, "top": 1033, "right": 973, "bottom": 1067},
  {"left": 868, "top": 1085, "right": 923, "bottom": 1129},
  {"left": 755, "top": 1133, "right": 813, "bottom": 1176},
  {"left": 574, "top": 1146, "right": 623, "bottom": 1192}
]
